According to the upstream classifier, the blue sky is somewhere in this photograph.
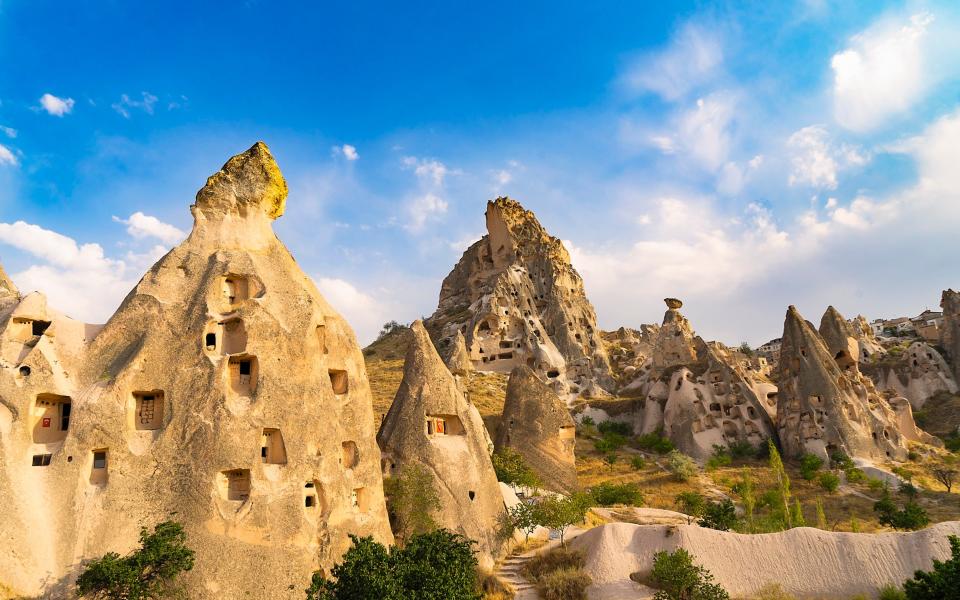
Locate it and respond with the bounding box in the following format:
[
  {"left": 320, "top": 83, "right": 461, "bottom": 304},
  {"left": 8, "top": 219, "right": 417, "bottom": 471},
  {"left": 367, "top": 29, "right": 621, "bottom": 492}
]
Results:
[{"left": 2, "top": 1, "right": 960, "bottom": 346}]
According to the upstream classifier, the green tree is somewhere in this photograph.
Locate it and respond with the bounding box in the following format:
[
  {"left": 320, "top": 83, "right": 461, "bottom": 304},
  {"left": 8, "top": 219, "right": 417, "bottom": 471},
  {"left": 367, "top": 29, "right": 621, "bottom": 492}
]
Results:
[
  {"left": 590, "top": 482, "right": 643, "bottom": 507},
  {"left": 799, "top": 453, "right": 824, "bottom": 480},
  {"left": 306, "top": 531, "right": 481, "bottom": 600},
  {"left": 603, "top": 452, "right": 618, "bottom": 471},
  {"left": 492, "top": 448, "right": 541, "bottom": 490},
  {"left": 902, "top": 535, "right": 960, "bottom": 600},
  {"left": 790, "top": 499, "right": 806, "bottom": 528},
  {"left": 535, "top": 493, "right": 591, "bottom": 547},
  {"left": 500, "top": 501, "right": 539, "bottom": 544},
  {"left": 818, "top": 471, "right": 840, "bottom": 493},
  {"left": 815, "top": 498, "right": 828, "bottom": 530},
  {"left": 732, "top": 469, "right": 756, "bottom": 531},
  {"left": 382, "top": 464, "right": 441, "bottom": 543},
  {"left": 649, "top": 548, "right": 730, "bottom": 600},
  {"left": 874, "top": 491, "right": 930, "bottom": 531},
  {"left": 699, "top": 499, "right": 737, "bottom": 531},
  {"left": 76, "top": 521, "right": 195, "bottom": 600},
  {"left": 768, "top": 440, "right": 793, "bottom": 528},
  {"left": 630, "top": 455, "right": 647, "bottom": 470},
  {"left": 674, "top": 492, "right": 706, "bottom": 525},
  {"left": 667, "top": 450, "right": 698, "bottom": 482}
]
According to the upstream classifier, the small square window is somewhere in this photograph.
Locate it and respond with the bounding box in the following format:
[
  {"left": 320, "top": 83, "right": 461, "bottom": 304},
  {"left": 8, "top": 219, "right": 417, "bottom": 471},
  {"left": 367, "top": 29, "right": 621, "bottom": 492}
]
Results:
[
  {"left": 93, "top": 451, "right": 107, "bottom": 469},
  {"left": 32, "top": 454, "right": 52, "bottom": 466}
]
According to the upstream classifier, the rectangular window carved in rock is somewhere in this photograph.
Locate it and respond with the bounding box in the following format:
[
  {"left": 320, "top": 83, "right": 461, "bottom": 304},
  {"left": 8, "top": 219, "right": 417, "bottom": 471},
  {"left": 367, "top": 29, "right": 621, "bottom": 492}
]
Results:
[
  {"left": 133, "top": 391, "right": 165, "bottom": 431},
  {"left": 261, "top": 428, "right": 287, "bottom": 464},
  {"left": 33, "top": 394, "right": 72, "bottom": 444},
  {"left": 329, "top": 369, "right": 348, "bottom": 395},
  {"left": 31, "top": 453, "right": 52, "bottom": 466}
]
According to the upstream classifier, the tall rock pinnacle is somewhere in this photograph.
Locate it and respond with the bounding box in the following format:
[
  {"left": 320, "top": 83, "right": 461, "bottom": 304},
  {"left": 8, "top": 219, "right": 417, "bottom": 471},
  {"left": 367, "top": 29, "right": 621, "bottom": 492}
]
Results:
[{"left": 425, "top": 197, "right": 613, "bottom": 397}]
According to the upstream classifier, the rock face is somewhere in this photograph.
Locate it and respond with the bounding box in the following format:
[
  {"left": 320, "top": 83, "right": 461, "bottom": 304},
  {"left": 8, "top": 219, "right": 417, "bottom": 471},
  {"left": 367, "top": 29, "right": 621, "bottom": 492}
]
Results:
[
  {"left": 0, "top": 142, "right": 392, "bottom": 599},
  {"left": 874, "top": 342, "right": 958, "bottom": 409},
  {"left": 777, "top": 306, "right": 934, "bottom": 461},
  {"left": 621, "top": 300, "right": 777, "bottom": 461},
  {"left": 942, "top": 289, "right": 960, "bottom": 383},
  {"left": 0, "top": 262, "right": 18, "bottom": 303},
  {"left": 425, "top": 197, "right": 613, "bottom": 398},
  {"left": 377, "top": 321, "right": 504, "bottom": 568},
  {"left": 494, "top": 366, "right": 577, "bottom": 493},
  {"left": 851, "top": 314, "right": 886, "bottom": 361},
  {"left": 444, "top": 330, "right": 474, "bottom": 376}
]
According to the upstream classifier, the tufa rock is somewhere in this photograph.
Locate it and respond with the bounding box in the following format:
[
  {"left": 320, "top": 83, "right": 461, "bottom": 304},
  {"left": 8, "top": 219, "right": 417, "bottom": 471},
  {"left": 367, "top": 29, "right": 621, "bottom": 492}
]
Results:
[
  {"left": 495, "top": 365, "right": 577, "bottom": 493},
  {"left": 851, "top": 314, "right": 887, "bottom": 361},
  {"left": 377, "top": 321, "right": 504, "bottom": 569},
  {"left": 776, "top": 306, "right": 936, "bottom": 461},
  {"left": 941, "top": 289, "right": 960, "bottom": 383},
  {"left": 0, "top": 261, "right": 18, "bottom": 304},
  {"left": 425, "top": 197, "right": 613, "bottom": 398},
  {"left": 0, "top": 142, "right": 392, "bottom": 599},
  {"left": 652, "top": 297, "right": 698, "bottom": 373},
  {"left": 444, "top": 329, "right": 474, "bottom": 376},
  {"left": 818, "top": 306, "right": 862, "bottom": 373},
  {"left": 873, "top": 341, "right": 958, "bottom": 409}
]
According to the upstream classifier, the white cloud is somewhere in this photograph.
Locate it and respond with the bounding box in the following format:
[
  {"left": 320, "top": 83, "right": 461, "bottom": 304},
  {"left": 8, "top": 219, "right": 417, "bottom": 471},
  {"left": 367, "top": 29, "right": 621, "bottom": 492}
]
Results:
[
  {"left": 332, "top": 144, "right": 359, "bottom": 160},
  {"left": 405, "top": 193, "right": 448, "bottom": 232},
  {"left": 0, "top": 126, "right": 16, "bottom": 139},
  {"left": 38, "top": 93, "right": 75, "bottom": 117},
  {"left": 403, "top": 156, "right": 455, "bottom": 186},
  {"left": 315, "top": 277, "right": 390, "bottom": 345},
  {"left": 0, "top": 144, "right": 17, "bottom": 167},
  {"left": 112, "top": 92, "right": 159, "bottom": 118},
  {"left": 111, "top": 212, "right": 186, "bottom": 245},
  {"left": 448, "top": 232, "right": 482, "bottom": 252},
  {"left": 621, "top": 22, "right": 723, "bottom": 100},
  {"left": 831, "top": 12, "right": 935, "bottom": 131},
  {"left": 787, "top": 125, "right": 868, "bottom": 189}
]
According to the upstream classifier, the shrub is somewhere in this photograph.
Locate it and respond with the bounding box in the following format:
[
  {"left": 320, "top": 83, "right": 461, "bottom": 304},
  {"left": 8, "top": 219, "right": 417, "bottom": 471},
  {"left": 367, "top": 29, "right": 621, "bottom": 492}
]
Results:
[
  {"left": 590, "top": 482, "right": 643, "bottom": 507},
  {"left": 818, "top": 472, "right": 840, "bottom": 493},
  {"left": 698, "top": 499, "right": 737, "bottom": 531},
  {"left": 492, "top": 448, "right": 541, "bottom": 489},
  {"left": 579, "top": 415, "right": 595, "bottom": 427},
  {"left": 534, "top": 493, "right": 591, "bottom": 546},
  {"left": 878, "top": 584, "right": 906, "bottom": 600},
  {"left": 706, "top": 445, "right": 732, "bottom": 471},
  {"left": 498, "top": 501, "right": 538, "bottom": 543},
  {"left": 383, "top": 464, "right": 440, "bottom": 542},
  {"left": 868, "top": 477, "right": 887, "bottom": 492},
  {"left": 799, "top": 453, "right": 824, "bottom": 480},
  {"left": 900, "top": 482, "right": 920, "bottom": 499},
  {"left": 902, "top": 535, "right": 960, "bottom": 599},
  {"left": 475, "top": 571, "right": 512, "bottom": 600},
  {"left": 598, "top": 420, "right": 633, "bottom": 436},
  {"left": 675, "top": 491, "right": 707, "bottom": 524},
  {"left": 945, "top": 434, "right": 960, "bottom": 453},
  {"left": 727, "top": 439, "right": 755, "bottom": 459},
  {"left": 637, "top": 428, "right": 675, "bottom": 454},
  {"left": 630, "top": 455, "right": 647, "bottom": 470},
  {"left": 538, "top": 567, "right": 591, "bottom": 600},
  {"left": 874, "top": 491, "right": 930, "bottom": 531},
  {"left": 666, "top": 450, "right": 698, "bottom": 482},
  {"left": 846, "top": 468, "right": 867, "bottom": 484},
  {"left": 649, "top": 548, "right": 730, "bottom": 600},
  {"left": 830, "top": 450, "right": 855, "bottom": 471},
  {"left": 595, "top": 433, "right": 628, "bottom": 453},
  {"left": 603, "top": 452, "right": 618, "bottom": 470},
  {"left": 306, "top": 530, "right": 480, "bottom": 600},
  {"left": 76, "top": 521, "right": 195, "bottom": 600}
]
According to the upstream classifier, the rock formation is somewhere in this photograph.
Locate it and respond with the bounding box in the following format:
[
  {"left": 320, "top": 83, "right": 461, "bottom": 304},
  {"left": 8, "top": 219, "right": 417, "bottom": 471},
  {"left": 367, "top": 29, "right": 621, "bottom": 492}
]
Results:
[
  {"left": 873, "top": 341, "right": 958, "bottom": 408},
  {"left": 377, "top": 320, "right": 504, "bottom": 568},
  {"left": 941, "top": 289, "right": 960, "bottom": 382},
  {"left": 425, "top": 197, "right": 613, "bottom": 398},
  {"left": 621, "top": 300, "right": 777, "bottom": 460},
  {"left": 851, "top": 314, "right": 886, "bottom": 361},
  {"left": 653, "top": 298, "right": 698, "bottom": 373},
  {"left": 444, "top": 330, "right": 473, "bottom": 376},
  {"left": 494, "top": 365, "right": 577, "bottom": 493},
  {"left": 0, "top": 142, "right": 392, "bottom": 599},
  {"left": 0, "top": 262, "right": 18, "bottom": 303},
  {"left": 777, "top": 305, "right": 935, "bottom": 461}
]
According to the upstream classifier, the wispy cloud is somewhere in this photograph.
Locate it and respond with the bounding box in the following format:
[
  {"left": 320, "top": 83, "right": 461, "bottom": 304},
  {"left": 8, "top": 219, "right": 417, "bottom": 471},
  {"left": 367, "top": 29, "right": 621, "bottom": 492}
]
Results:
[
  {"left": 787, "top": 125, "right": 868, "bottom": 189},
  {"left": 112, "top": 212, "right": 186, "bottom": 245},
  {"left": 0, "top": 144, "right": 17, "bottom": 167},
  {"left": 0, "top": 126, "right": 16, "bottom": 139},
  {"left": 332, "top": 143, "right": 359, "bottom": 160},
  {"left": 112, "top": 92, "right": 159, "bottom": 118},
  {"left": 620, "top": 22, "right": 723, "bottom": 100}
]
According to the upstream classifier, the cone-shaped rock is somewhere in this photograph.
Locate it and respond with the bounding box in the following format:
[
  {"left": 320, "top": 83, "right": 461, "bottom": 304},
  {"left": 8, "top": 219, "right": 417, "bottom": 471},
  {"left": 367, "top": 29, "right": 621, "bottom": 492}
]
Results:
[
  {"left": 661, "top": 337, "right": 777, "bottom": 461},
  {"left": 0, "top": 261, "right": 18, "bottom": 303},
  {"left": 0, "top": 142, "right": 392, "bottom": 599},
  {"left": 377, "top": 320, "right": 504, "bottom": 567},
  {"left": 777, "top": 306, "right": 933, "bottom": 461},
  {"left": 495, "top": 366, "right": 577, "bottom": 493},
  {"left": 819, "top": 306, "right": 861, "bottom": 372},
  {"left": 942, "top": 289, "right": 960, "bottom": 383},
  {"left": 445, "top": 329, "right": 474, "bottom": 376},
  {"left": 425, "top": 197, "right": 613, "bottom": 396}
]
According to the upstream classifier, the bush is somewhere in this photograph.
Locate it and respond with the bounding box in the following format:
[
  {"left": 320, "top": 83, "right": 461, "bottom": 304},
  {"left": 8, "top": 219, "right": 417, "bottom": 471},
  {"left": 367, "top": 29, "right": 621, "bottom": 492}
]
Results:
[
  {"left": 799, "top": 453, "right": 824, "bottom": 480},
  {"left": 382, "top": 464, "right": 440, "bottom": 542},
  {"left": 579, "top": 415, "right": 595, "bottom": 427},
  {"left": 598, "top": 420, "right": 633, "bottom": 436},
  {"left": 945, "top": 434, "right": 960, "bottom": 453},
  {"left": 675, "top": 491, "right": 707, "bottom": 524},
  {"left": 818, "top": 472, "right": 840, "bottom": 493},
  {"left": 534, "top": 493, "right": 591, "bottom": 546},
  {"left": 492, "top": 448, "right": 541, "bottom": 489},
  {"left": 874, "top": 491, "right": 930, "bottom": 531},
  {"left": 475, "top": 571, "right": 512, "bottom": 600},
  {"left": 727, "top": 439, "right": 755, "bottom": 459},
  {"left": 306, "top": 530, "right": 480, "bottom": 600},
  {"left": 649, "top": 548, "right": 729, "bottom": 600},
  {"left": 630, "top": 455, "right": 647, "bottom": 470},
  {"left": 830, "top": 451, "right": 855, "bottom": 471},
  {"left": 636, "top": 429, "right": 676, "bottom": 454},
  {"left": 847, "top": 468, "right": 867, "bottom": 484},
  {"left": 698, "top": 499, "right": 737, "bottom": 531},
  {"left": 594, "top": 433, "right": 628, "bottom": 453},
  {"left": 878, "top": 584, "right": 906, "bottom": 600},
  {"left": 666, "top": 450, "right": 698, "bottom": 482},
  {"left": 538, "top": 567, "right": 591, "bottom": 600},
  {"left": 902, "top": 535, "right": 960, "bottom": 599},
  {"left": 77, "top": 521, "right": 195, "bottom": 600},
  {"left": 590, "top": 482, "right": 643, "bottom": 507},
  {"left": 706, "top": 445, "right": 732, "bottom": 471}
]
